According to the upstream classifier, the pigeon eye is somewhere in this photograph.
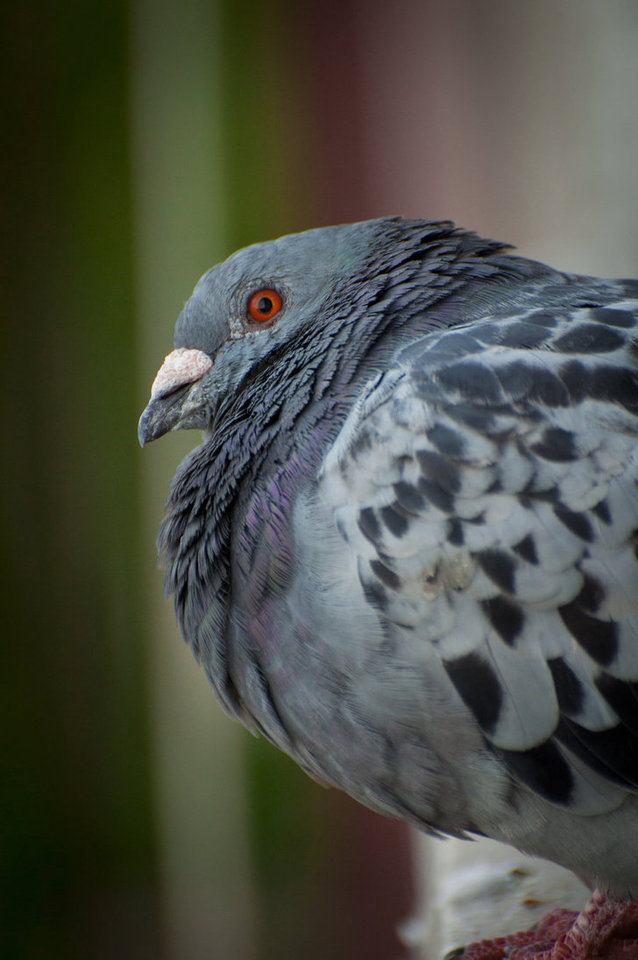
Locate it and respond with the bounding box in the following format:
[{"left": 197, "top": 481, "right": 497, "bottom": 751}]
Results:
[{"left": 247, "top": 288, "right": 283, "bottom": 323}]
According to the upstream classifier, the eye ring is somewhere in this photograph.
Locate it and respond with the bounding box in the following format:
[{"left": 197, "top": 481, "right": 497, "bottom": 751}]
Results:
[{"left": 247, "top": 288, "right": 283, "bottom": 323}]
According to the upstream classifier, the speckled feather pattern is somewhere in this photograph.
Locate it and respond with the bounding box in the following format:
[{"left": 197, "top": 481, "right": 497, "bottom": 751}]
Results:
[
  {"left": 140, "top": 218, "right": 638, "bottom": 902},
  {"left": 321, "top": 296, "right": 638, "bottom": 817}
]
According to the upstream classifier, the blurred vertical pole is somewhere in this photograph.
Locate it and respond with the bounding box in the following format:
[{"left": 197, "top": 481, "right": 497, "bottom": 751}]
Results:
[
  {"left": 1, "top": 1, "right": 160, "bottom": 957},
  {"left": 130, "top": 1, "right": 256, "bottom": 958}
]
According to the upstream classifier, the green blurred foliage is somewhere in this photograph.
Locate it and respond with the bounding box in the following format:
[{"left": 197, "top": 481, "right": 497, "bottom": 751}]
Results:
[
  {"left": 218, "top": 0, "right": 311, "bottom": 247},
  {"left": 2, "top": 0, "right": 155, "bottom": 956}
]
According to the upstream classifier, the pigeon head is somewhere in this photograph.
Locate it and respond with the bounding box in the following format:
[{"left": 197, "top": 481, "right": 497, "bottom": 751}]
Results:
[
  {"left": 138, "top": 217, "right": 508, "bottom": 447},
  {"left": 139, "top": 220, "right": 384, "bottom": 446}
]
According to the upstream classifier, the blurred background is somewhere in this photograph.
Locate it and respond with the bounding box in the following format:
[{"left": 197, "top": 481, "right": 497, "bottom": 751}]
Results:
[{"left": 2, "top": 1, "right": 637, "bottom": 958}]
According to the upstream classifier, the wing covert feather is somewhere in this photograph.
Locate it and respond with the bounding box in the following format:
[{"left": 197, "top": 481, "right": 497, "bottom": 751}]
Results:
[{"left": 320, "top": 294, "right": 638, "bottom": 809}]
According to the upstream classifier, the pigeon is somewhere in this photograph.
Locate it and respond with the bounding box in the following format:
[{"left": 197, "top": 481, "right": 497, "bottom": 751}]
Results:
[{"left": 139, "top": 218, "right": 638, "bottom": 959}]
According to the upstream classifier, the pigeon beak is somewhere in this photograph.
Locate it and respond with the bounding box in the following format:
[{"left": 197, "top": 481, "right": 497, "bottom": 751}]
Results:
[{"left": 138, "top": 347, "right": 213, "bottom": 446}]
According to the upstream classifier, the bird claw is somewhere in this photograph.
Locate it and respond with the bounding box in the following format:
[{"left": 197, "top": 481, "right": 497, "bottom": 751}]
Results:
[{"left": 455, "top": 898, "right": 638, "bottom": 960}]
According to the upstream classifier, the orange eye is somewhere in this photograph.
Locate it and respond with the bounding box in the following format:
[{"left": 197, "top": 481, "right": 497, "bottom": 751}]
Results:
[{"left": 247, "top": 288, "right": 283, "bottom": 323}]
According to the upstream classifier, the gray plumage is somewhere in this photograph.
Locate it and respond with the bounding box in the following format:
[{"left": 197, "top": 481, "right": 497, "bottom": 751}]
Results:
[{"left": 139, "top": 217, "right": 638, "bottom": 906}]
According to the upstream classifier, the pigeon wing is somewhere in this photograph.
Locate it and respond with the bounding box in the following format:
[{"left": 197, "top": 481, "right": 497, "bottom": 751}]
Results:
[{"left": 321, "top": 287, "right": 638, "bottom": 814}]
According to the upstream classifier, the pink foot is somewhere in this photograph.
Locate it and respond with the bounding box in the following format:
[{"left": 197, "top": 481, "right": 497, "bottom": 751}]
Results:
[{"left": 457, "top": 891, "right": 638, "bottom": 960}]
